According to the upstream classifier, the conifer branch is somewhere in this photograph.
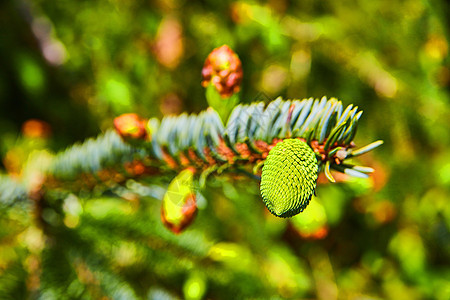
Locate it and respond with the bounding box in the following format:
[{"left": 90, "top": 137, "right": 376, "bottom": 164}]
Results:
[
  {"left": 0, "top": 175, "right": 28, "bottom": 208},
  {"left": 43, "top": 96, "right": 382, "bottom": 192},
  {"left": 0, "top": 96, "right": 382, "bottom": 222}
]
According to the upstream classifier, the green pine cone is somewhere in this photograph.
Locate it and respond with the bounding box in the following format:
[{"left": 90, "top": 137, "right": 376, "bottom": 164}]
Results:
[{"left": 260, "top": 139, "right": 318, "bottom": 218}]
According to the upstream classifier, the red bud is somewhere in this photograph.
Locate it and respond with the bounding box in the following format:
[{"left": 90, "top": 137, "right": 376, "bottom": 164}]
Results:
[
  {"left": 113, "top": 113, "right": 148, "bottom": 140},
  {"left": 161, "top": 193, "right": 197, "bottom": 234},
  {"left": 201, "top": 45, "right": 243, "bottom": 98}
]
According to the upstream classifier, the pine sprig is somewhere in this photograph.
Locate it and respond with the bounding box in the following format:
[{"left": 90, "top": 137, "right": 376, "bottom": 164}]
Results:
[
  {"left": 44, "top": 96, "right": 382, "bottom": 191},
  {"left": 0, "top": 175, "right": 29, "bottom": 208},
  {"left": 48, "top": 130, "right": 137, "bottom": 181}
]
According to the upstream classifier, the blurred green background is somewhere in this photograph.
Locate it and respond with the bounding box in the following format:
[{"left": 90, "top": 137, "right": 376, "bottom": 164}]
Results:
[{"left": 1, "top": 0, "right": 449, "bottom": 299}]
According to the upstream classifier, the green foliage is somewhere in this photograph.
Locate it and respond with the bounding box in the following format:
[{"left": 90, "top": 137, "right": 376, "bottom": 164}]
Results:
[{"left": 205, "top": 85, "right": 239, "bottom": 123}]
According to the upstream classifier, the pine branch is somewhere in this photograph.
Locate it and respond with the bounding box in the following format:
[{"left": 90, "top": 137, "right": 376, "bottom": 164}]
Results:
[
  {"left": 0, "top": 96, "right": 382, "bottom": 224},
  {"left": 43, "top": 96, "right": 382, "bottom": 191},
  {"left": 0, "top": 175, "right": 29, "bottom": 208}
]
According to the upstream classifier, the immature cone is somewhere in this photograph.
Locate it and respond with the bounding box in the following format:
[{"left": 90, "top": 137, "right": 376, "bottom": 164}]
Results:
[
  {"left": 201, "top": 45, "right": 243, "bottom": 98},
  {"left": 260, "top": 139, "right": 318, "bottom": 218},
  {"left": 161, "top": 168, "right": 197, "bottom": 234},
  {"left": 113, "top": 113, "right": 148, "bottom": 140}
]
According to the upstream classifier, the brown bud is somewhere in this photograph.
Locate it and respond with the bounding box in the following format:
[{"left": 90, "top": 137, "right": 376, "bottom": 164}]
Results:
[
  {"left": 113, "top": 113, "right": 148, "bottom": 140},
  {"left": 160, "top": 169, "right": 198, "bottom": 234},
  {"left": 201, "top": 45, "right": 243, "bottom": 98},
  {"left": 161, "top": 193, "right": 197, "bottom": 234},
  {"left": 22, "top": 119, "right": 52, "bottom": 138}
]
